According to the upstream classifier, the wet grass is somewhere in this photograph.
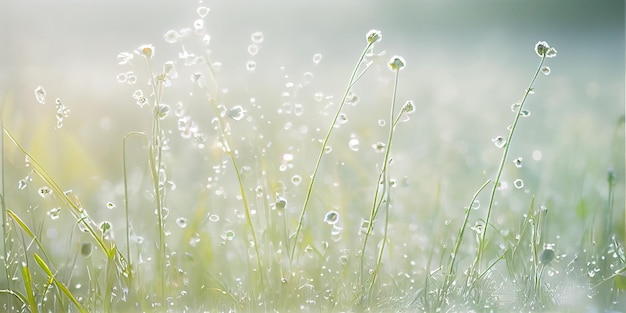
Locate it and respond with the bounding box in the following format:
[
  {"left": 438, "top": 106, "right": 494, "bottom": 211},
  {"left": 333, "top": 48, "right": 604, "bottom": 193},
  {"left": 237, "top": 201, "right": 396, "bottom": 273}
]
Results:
[{"left": 1, "top": 7, "right": 625, "bottom": 313}]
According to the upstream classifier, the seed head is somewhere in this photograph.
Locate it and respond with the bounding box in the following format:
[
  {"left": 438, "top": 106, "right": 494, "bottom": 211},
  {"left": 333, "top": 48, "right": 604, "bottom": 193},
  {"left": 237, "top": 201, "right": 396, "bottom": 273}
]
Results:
[
  {"left": 136, "top": 44, "right": 155, "bottom": 59},
  {"left": 388, "top": 55, "right": 406, "bottom": 71},
  {"left": 366, "top": 29, "right": 382, "bottom": 44},
  {"left": 535, "top": 41, "right": 557, "bottom": 58}
]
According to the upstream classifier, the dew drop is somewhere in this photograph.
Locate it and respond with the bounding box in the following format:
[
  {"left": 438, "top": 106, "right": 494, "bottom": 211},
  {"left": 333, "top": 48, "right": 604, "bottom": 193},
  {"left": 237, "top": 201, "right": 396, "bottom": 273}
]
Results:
[
  {"left": 251, "top": 31, "right": 264, "bottom": 44},
  {"left": 520, "top": 110, "right": 531, "bottom": 117},
  {"left": 345, "top": 92, "right": 359, "bottom": 106},
  {"left": 246, "top": 60, "right": 256, "bottom": 71},
  {"left": 193, "top": 19, "right": 204, "bottom": 32},
  {"left": 471, "top": 200, "right": 480, "bottom": 210},
  {"left": 324, "top": 210, "right": 339, "bottom": 225},
  {"left": 116, "top": 73, "right": 128, "bottom": 83},
  {"left": 348, "top": 137, "right": 360, "bottom": 151},
  {"left": 336, "top": 113, "right": 348, "bottom": 124},
  {"left": 197, "top": 6, "right": 210, "bottom": 17},
  {"left": 222, "top": 230, "right": 236, "bottom": 241},
  {"left": 303, "top": 72, "right": 314, "bottom": 84},
  {"left": 291, "top": 175, "right": 302, "bottom": 186},
  {"left": 163, "top": 30, "right": 180, "bottom": 44},
  {"left": 513, "top": 157, "right": 523, "bottom": 168},
  {"left": 313, "top": 92, "right": 324, "bottom": 102},
  {"left": 532, "top": 150, "right": 542, "bottom": 161},
  {"left": 372, "top": 142, "right": 386, "bottom": 153},
  {"left": 497, "top": 181, "right": 508, "bottom": 190},
  {"left": 331, "top": 226, "right": 343, "bottom": 242},
  {"left": 324, "top": 146, "right": 332, "bottom": 154},
  {"left": 247, "top": 44, "right": 259, "bottom": 56},
  {"left": 48, "top": 208, "right": 61, "bottom": 220},
  {"left": 35, "top": 86, "right": 46, "bottom": 104},
  {"left": 202, "top": 34, "right": 211, "bottom": 46},
  {"left": 510, "top": 102, "right": 520, "bottom": 112},
  {"left": 513, "top": 179, "right": 524, "bottom": 189},
  {"left": 208, "top": 214, "right": 220, "bottom": 222},
  {"left": 106, "top": 202, "right": 116, "bottom": 210},
  {"left": 541, "top": 66, "right": 551, "bottom": 75},
  {"left": 157, "top": 104, "right": 170, "bottom": 119},
  {"left": 176, "top": 217, "right": 188, "bottom": 228},
  {"left": 312, "top": 53, "right": 323, "bottom": 64},
  {"left": 80, "top": 243, "right": 92, "bottom": 257},
  {"left": 359, "top": 219, "right": 370, "bottom": 235},
  {"left": 492, "top": 136, "right": 506, "bottom": 148},
  {"left": 18, "top": 179, "right": 27, "bottom": 190},
  {"left": 294, "top": 103, "right": 304, "bottom": 116},
  {"left": 377, "top": 119, "right": 386, "bottom": 127},
  {"left": 228, "top": 105, "right": 246, "bottom": 121}
]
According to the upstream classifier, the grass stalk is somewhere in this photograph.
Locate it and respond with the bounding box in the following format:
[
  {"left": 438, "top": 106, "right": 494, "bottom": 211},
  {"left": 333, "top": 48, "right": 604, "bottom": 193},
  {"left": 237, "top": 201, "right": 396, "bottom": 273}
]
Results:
[
  {"left": 33, "top": 253, "right": 88, "bottom": 313},
  {"left": 201, "top": 52, "right": 266, "bottom": 288},
  {"left": 437, "top": 179, "right": 490, "bottom": 307},
  {"left": 290, "top": 39, "right": 378, "bottom": 262},
  {"left": 121, "top": 131, "right": 146, "bottom": 291},
  {"left": 362, "top": 62, "right": 404, "bottom": 297},
  {"left": 475, "top": 54, "right": 547, "bottom": 273}
]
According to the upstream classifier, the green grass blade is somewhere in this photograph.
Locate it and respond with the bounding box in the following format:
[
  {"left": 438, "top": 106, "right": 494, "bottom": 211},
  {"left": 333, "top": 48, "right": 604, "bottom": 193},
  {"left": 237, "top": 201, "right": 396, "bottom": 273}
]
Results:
[
  {"left": 20, "top": 262, "right": 39, "bottom": 313},
  {"left": 33, "top": 253, "right": 88, "bottom": 313}
]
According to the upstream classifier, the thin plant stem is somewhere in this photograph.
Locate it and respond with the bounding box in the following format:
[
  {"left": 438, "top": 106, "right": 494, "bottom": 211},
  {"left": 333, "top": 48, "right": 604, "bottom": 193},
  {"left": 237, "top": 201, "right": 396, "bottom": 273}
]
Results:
[
  {"left": 122, "top": 131, "right": 147, "bottom": 290},
  {"left": 438, "top": 179, "right": 490, "bottom": 307},
  {"left": 476, "top": 54, "right": 547, "bottom": 271},
  {"left": 364, "top": 65, "right": 402, "bottom": 297},
  {"left": 143, "top": 56, "right": 167, "bottom": 301},
  {"left": 289, "top": 40, "right": 377, "bottom": 262},
  {"left": 201, "top": 53, "right": 265, "bottom": 288}
]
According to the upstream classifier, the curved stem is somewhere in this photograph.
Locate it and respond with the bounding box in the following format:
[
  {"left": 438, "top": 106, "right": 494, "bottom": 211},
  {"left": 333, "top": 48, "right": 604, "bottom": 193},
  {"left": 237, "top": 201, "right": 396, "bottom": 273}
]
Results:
[
  {"left": 289, "top": 41, "right": 376, "bottom": 262},
  {"left": 476, "top": 54, "right": 546, "bottom": 271}
]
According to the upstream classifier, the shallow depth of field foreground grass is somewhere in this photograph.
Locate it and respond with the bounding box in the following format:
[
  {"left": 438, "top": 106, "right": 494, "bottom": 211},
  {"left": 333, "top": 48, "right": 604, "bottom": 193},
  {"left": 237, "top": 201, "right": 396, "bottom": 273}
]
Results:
[{"left": 1, "top": 1, "right": 625, "bottom": 312}]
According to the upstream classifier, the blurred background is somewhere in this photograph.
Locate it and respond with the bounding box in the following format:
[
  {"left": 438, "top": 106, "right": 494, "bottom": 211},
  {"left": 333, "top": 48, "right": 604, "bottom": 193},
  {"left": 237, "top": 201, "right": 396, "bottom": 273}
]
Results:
[{"left": 0, "top": 0, "right": 624, "bottom": 262}]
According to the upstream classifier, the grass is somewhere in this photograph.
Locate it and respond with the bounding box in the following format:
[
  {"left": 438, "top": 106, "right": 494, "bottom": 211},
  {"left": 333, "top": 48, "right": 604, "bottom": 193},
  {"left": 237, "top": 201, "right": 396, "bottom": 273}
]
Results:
[{"left": 1, "top": 7, "right": 624, "bottom": 313}]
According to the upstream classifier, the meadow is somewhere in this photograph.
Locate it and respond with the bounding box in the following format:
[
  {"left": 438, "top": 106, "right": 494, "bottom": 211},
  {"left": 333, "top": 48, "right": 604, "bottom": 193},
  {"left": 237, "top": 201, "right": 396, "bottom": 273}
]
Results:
[{"left": 0, "top": 1, "right": 624, "bottom": 312}]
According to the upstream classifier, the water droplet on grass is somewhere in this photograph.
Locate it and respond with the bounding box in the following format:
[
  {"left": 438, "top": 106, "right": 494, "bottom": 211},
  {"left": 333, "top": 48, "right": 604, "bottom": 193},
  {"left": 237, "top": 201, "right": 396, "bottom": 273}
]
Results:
[
  {"left": 520, "top": 110, "right": 531, "bottom": 117},
  {"left": 541, "top": 66, "right": 551, "bottom": 75},
  {"left": 176, "top": 217, "right": 188, "bottom": 228},
  {"left": 80, "top": 243, "right": 92, "bottom": 257},
  {"left": 222, "top": 230, "right": 235, "bottom": 241},
  {"left": 197, "top": 6, "right": 210, "bottom": 17},
  {"left": 48, "top": 208, "right": 61, "bottom": 220},
  {"left": 35, "top": 86, "right": 46, "bottom": 104},
  {"left": 208, "top": 214, "right": 220, "bottom": 222},
  {"left": 248, "top": 44, "right": 259, "bottom": 56},
  {"left": 38, "top": 186, "right": 52, "bottom": 198},
  {"left": 163, "top": 30, "right": 180, "bottom": 43},
  {"left": 348, "top": 137, "right": 360, "bottom": 151},
  {"left": 303, "top": 72, "right": 314, "bottom": 84},
  {"left": 106, "top": 202, "right": 116, "bottom": 210},
  {"left": 372, "top": 142, "right": 386, "bottom": 153},
  {"left": 513, "top": 157, "right": 523, "bottom": 168},
  {"left": 312, "top": 53, "right": 323, "bottom": 64},
  {"left": 228, "top": 105, "right": 246, "bottom": 120},
  {"left": 492, "top": 136, "right": 506, "bottom": 148},
  {"left": 513, "top": 179, "right": 524, "bottom": 189},
  {"left": 337, "top": 113, "right": 348, "bottom": 124},
  {"left": 251, "top": 31, "right": 264, "bottom": 44},
  {"left": 246, "top": 60, "right": 256, "bottom": 71},
  {"left": 324, "top": 210, "right": 339, "bottom": 225},
  {"left": 291, "top": 175, "right": 302, "bottom": 186},
  {"left": 193, "top": 19, "right": 204, "bottom": 32},
  {"left": 471, "top": 200, "right": 480, "bottom": 210},
  {"left": 116, "top": 73, "right": 128, "bottom": 83},
  {"left": 18, "top": 179, "right": 27, "bottom": 190}
]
